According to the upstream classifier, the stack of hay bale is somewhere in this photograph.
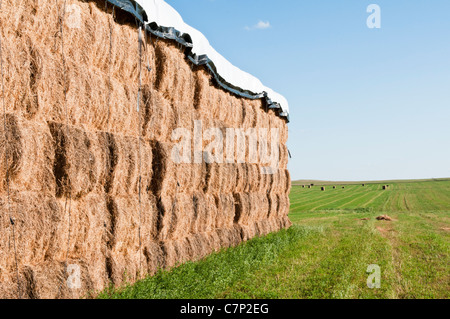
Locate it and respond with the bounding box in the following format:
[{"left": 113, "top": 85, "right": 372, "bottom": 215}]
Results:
[{"left": 0, "top": 0, "right": 291, "bottom": 298}]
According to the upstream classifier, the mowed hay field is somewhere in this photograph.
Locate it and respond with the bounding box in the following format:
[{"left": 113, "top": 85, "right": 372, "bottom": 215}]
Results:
[{"left": 100, "top": 180, "right": 449, "bottom": 299}]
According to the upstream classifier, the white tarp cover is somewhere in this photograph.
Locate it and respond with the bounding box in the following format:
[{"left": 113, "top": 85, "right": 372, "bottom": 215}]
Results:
[{"left": 117, "top": 0, "right": 290, "bottom": 118}]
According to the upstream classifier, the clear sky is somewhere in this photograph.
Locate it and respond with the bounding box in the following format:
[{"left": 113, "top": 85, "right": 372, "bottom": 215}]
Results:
[{"left": 168, "top": 0, "right": 450, "bottom": 181}]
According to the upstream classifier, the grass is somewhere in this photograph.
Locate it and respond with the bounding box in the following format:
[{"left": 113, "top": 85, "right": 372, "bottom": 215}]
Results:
[{"left": 99, "top": 179, "right": 450, "bottom": 299}]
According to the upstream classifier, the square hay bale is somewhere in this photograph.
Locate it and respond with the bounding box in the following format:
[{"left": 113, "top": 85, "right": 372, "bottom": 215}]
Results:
[
  {"left": 48, "top": 122, "right": 106, "bottom": 199},
  {"left": 107, "top": 134, "right": 153, "bottom": 197},
  {"left": 277, "top": 194, "right": 290, "bottom": 220},
  {"left": 215, "top": 90, "right": 242, "bottom": 128},
  {"left": 268, "top": 109, "right": 289, "bottom": 145},
  {"left": 232, "top": 193, "right": 251, "bottom": 226},
  {"left": 151, "top": 142, "right": 206, "bottom": 196},
  {"left": 107, "top": 193, "right": 158, "bottom": 286},
  {"left": 242, "top": 99, "right": 257, "bottom": 130},
  {"left": 0, "top": 114, "right": 55, "bottom": 193},
  {"left": 215, "top": 193, "right": 236, "bottom": 229},
  {"left": 141, "top": 87, "right": 176, "bottom": 142},
  {"left": 154, "top": 40, "right": 195, "bottom": 106},
  {"left": 279, "top": 144, "right": 289, "bottom": 170},
  {"left": 52, "top": 194, "right": 110, "bottom": 287},
  {"left": 204, "top": 163, "right": 238, "bottom": 195},
  {"left": 193, "top": 69, "right": 218, "bottom": 114},
  {"left": 203, "top": 194, "right": 219, "bottom": 233},
  {"left": 216, "top": 225, "right": 242, "bottom": 247},
  {"left": 0, "top": 191, "right": 61, "bottom": 272},
  {"left": 252, "top": 193, "right": 270, "bottom": 222},
  {"left": 235, "top": 163, "right": 252, "bottom": 193},
  {"left": 157, "top": 193, "right": 194, "bottom": 241},
  {"left": 234, "top": 193, "right": 266, "bottom": 227},
  {"left": 267, "top": 193, "right": 279, "bottom": 219},
  {"left": 247, "top": 164, "right": 261, "bottom": 192},
  {"left": 267, "top": 169, "right": 290, "bottom": 194},
  {"left": 2, "top": 260, "right": 97, "bottom": 299}
]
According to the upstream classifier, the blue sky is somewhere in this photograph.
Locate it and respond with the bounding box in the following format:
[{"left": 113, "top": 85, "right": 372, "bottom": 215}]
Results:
[{"left": 168, "top": 0, "right": 450, "bottom": 181}]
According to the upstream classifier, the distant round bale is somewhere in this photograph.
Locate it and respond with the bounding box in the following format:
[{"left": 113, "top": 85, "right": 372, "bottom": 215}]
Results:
[{"left": 321, "top": 187, "right": 325, "bottom": 191}]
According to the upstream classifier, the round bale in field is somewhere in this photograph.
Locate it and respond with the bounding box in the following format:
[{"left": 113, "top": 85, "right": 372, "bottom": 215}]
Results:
[
  {"left": 382, "top": 185, "right": 387, "bottom": 190},
  {"left": 333, "top": 186, "right": 336, "bottom": 189},
  {"left": 342, "top": 186, "right": 345, "bottom": 189},
  {"left": 321, "top": 187, "right": 325, "bottom": 191}
]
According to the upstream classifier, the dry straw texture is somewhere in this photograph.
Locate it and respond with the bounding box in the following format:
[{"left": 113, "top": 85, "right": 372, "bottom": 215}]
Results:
[{"left": 0, "top": 0, "right": 291, "bottom": 298}]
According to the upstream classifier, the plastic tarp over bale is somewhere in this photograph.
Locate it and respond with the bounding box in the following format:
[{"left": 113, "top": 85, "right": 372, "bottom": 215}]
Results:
[{"left": 0, "top": 0, "right": 291, "bottom": 298}]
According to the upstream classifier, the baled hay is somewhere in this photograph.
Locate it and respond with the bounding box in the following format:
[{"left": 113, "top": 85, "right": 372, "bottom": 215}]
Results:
[
  {"left": 268, "top": 109, "right": 289, "bottom": 145},
  {"left": 215, "top": 89, "right": 242, "bottom": 128},
  {"left": 244, "top": 193, "right": 267, "bottom": 226},
  {"left": 142, "top": 241, "right": 165, "bottom": 276},
  {"left": 108, "top": 135, "right": 153, "bottom": 197},
  {"left": 160, "top": 236, "right": 206, "bottom": 269},
  {"left": 235, "top": 163, "right": 249, "bottom": 193},
  {"left": 253, "top": 193, "right": 270, "bottom": 222},
  {"left": 190, "top": 192, "right": 216, "bottom": 235},
  {"left": 258, "top": 168, "right": 269, "bottom": 192},
  {"left": 0, "top": 191, "right": 60, "bottom": 273},
  {"left": 216, "top": 225, "right": 242, "bottom": 248},
  {"left": 232, "top": 193, "right": 254, "bottom": 226},
  {"left": 151, "top": 141, "right": 205, "bottom": 196},
  {"left": 214, "top": 193, "right": 235, "bottom": 229},
  {"left": 285, "top": 170, "right": 292, "bottom": 194},
  {"left": 191, "top": 163, "right": 205, "bottom": 192},
  {"left": 150, "top": 141, "right": 177, "bottom": 197},
  {"left": 141, "top": 86, "right": 177, "bottom": 142},
  {"left": 0, "top": 192, "right": 110, "bottom": 298},
  {"left": 154, "top": 40, "right": 195, "bottom": 107},
  {"left": 0, "top": 0, "right": 151, "bottom": 136},
  {"left": 241, "top": 99, "right": 257, "bottom": 130},
  {"left": 279, "top": 143, "right": 289, "bottom": 170},
  {"left": 277, "top": 194, "right": 291, "bottom": 220},
  {"left": 204, "top": 163, "right": 237, "bottom": 195},
  {"left": 267, "top": 193, "right": 279, "bottom": 219},
  {"left": 53, "top": 193, "right": 110, "bottom": 290},
  {"left": 0, "top": 114, "right": 55, "bottom": 193},
  {"left": 158, "top": 193, "right": 194, "bottom": 241},
  {"left": 186, "top": 233, "right": 210, "bottom": 261},
  {"left": 108, "top": 193, "right": 158, "bottom": 285},
  {"left": 0, "top": 0, "right": 292, "bottom": 298},
  {"left": 254, "top": 220, "right": 271, "bottom": 237},
  {"left": 194, "top": 69, "right": 218, "bottom": 115},
  {"left": 239, "top": 225, "right": 257, "bottom": 242},
  {"left": 161, "top": 234, "right": 215, "bottom": 269},
  {"left": 48, "top": 121, "right": 106, "bottom": 199},
  {"left": 247, "top": 164, "right": 261, "bottom": 192},
  {"left": 174, "top": 163, "right": 196, "bottom": 194},
  {"left": 1, "top": 260, "right": 96, "bottom": 299},
  {"left": 268, "top": 169, "right": 290, "bottom": 194}
]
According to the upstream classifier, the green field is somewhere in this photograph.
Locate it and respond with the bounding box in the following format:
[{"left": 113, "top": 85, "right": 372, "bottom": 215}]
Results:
[{"left": 100, "top": 180, "right": 450, "bottom": 299}]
